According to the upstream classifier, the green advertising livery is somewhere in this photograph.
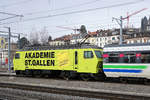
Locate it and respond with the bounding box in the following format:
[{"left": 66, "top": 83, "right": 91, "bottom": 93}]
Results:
[{"left": 13, "top": 44, "right": 105, "bottom": 80}]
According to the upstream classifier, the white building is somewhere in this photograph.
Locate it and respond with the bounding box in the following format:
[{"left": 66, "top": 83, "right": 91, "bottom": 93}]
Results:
[
  {"left": 49, "top": 40, "right": 65, "bottom": 46},
  {"left": 70, "top": 30, "right": 121, "bottom": 48}
]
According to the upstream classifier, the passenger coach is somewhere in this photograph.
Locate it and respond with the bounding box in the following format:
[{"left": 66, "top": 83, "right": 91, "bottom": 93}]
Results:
[{"left": 103, "top": 43, "right": 150, "bottom": 82}]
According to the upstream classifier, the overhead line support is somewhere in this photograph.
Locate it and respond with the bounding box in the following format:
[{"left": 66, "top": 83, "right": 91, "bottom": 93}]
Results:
[{"left": 112, "top": 16, "right": 123, "bottom": 45}]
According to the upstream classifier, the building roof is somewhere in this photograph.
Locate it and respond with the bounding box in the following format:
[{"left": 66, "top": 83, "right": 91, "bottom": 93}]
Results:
[
  {"left": 88, "top": 31, "right": 98, "bottom": 35},
  {"left": 54, "top": 35, "right": 71, "bottom": 41}
]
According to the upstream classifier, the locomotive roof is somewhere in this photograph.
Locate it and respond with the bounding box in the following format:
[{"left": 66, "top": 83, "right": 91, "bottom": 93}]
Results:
[{"left": 21, "top": 44, "right": 102, "bottom": 51}]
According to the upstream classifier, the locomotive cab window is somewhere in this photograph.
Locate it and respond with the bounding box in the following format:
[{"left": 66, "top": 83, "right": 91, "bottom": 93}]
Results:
[
  {"left": 95, "top": 50, "right": 102, "bottom": 58},
  {"left": 15, "top": 53, "right": 20, "bottom": 59},
  {"left": 84, "top": 51, "right": 94, "bottom": 58}
]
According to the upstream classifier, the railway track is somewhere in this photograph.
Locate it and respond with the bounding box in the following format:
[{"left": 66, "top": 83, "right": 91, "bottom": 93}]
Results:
[
  {"left": 0, "top": 82, "right": 150, "bottom": 100},
  {"left": 0, "top": 73, "right": 150, "bottom": 85},
  {"left": 0, "top": 72, "right": 149, "bottom": 86}
]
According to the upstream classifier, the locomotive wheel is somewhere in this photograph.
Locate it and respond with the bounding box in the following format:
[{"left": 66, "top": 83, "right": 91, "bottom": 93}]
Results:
[
  {"left": 60, "top": 71, "right": 71, "bottom": 80},
  {"left": 50, "top": 71, "right": 61, "bottom": 78},
  {"left": 15, "top": 71, "right": 21, "bottom": 76},
  {"left": 91, "top": 73, "right": 106, "bottom": 81},
  {"left": 93, "top": 75, "right": 104, "bottom": 81},
  {"left": 80, "top": 74, "right": 91, "bottom": 81},
  {"left": 33, "top": 70, "right": 42, "bottom": 77}
]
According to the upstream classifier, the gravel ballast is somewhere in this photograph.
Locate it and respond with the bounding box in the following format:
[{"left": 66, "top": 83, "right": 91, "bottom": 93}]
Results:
[
  {"left": 0, "top": 87, "right": 104, "bottom": 100},
  {"left": 0, "top": 76, "right": 149, "bottom": 95}
]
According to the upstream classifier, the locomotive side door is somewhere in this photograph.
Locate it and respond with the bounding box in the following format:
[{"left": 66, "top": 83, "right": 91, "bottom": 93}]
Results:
[
  {"left": 74, "top": 51, "right": 78, "bottom": 70},
  {"left": 78, "top": 50, "right": 97, "bottom": 73}
]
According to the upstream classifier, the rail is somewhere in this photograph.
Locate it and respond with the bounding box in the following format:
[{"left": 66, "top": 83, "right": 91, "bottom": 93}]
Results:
[{"left": 0, "top": 82, "right": 150, "bottom": 100}]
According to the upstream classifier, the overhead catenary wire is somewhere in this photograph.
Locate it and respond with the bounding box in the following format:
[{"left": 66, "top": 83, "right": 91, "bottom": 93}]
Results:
[
  {"left": 24, "top": 0, "right": 144, "bottom": 16},
  {"left": 51, "top": 20, "right": 142, "bottom": 33},
  {"left": 19, "top": 14, "right": 145, "bottom": 29},
  {"left": 54, "top": 14, "right": 148, "bottom": 30},
  {"left": 50, "top": 23, "right": 122, "bottom": 33},
  {"left": 0, "top": 16, "right": 22, "bottom": 22},
  {"left": 0, "top": 0, "right": 33, "bottom": 8},
  {"left": 1, "top": 8, "right": 147, "bottom": 26},
  {"left": 0, "top": 0, "right": 144, "bottom": 25},
  {"left": 23, "top": 0, "right": 144, "bottom": 21},
  {"left": 4, "top": 18, "right": 116, "bottom": 31},
  {"left": 0, "top": 18, "right": 142, "bottom": 34},
  {"left": 25, "top": 0, "right": 102, "bottom": 15},
  {"left": 0, "top": 11, "right": 23, "bottom": 25},
  {"left": 0, "top": 11, "right": 23, "bottom": 16}
]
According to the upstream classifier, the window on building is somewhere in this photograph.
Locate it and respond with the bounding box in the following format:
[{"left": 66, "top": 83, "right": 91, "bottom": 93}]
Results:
[
  {"left": 144, "top": 39, "right": 146, "bottom": 43},
  {"left": 100, "top": 38, "right": 102, "bottom": 41},
  {"left": 131, "top": 41, "right": 134, "bottom": 43},
  {"left": 112, "top": 37, "right": 115, "bottom": 40},
  {"left": 5, "top": 38, "right": 8, "bottom": 42},
  {"left": 137, "top": 40, "right": 140, "bottom": 43},
  {"left": 15, "top": 53, "right": 20, "bottom": 59},
  {"left": 117, "top": 37, "right": 120, "bottom": 40}
]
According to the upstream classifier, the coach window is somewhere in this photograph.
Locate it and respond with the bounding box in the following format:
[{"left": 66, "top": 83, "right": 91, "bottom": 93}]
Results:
[
  {"left": 15, "top": 53, "right": 20, "bottom": 59},
  {"left": 141, "top": 53, "right": 150, "bottom": 63},
  {"left": 108, "top": 53, "right": 119, "bottom": 63},
  {"left": 84, "top": 51, "right": 94, "bottom": 58}
]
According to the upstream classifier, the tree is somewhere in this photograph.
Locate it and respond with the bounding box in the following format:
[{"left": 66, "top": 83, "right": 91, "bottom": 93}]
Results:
[
  {"left": 48, "top": 36, "right": 52, "bottom": 42},
  {"left": 29, "top": 27, "right": 50, "bottom": 45},
  {"left": 29, "top": 28, "right": 40, "bottom": 45},
  {"left": 39, "top": 27, "right": 49, "bottom": 45},
  {"left": 18, "top": 37, "right": 29, "bottom": 49},
  {"left": 80, "top": 25, "right": 87, "bottom": 34}
]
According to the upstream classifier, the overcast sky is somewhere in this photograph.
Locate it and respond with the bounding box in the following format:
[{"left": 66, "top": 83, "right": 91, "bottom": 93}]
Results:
[{"left": 0, "top": 0, "right": 150, "bottom": 39}]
